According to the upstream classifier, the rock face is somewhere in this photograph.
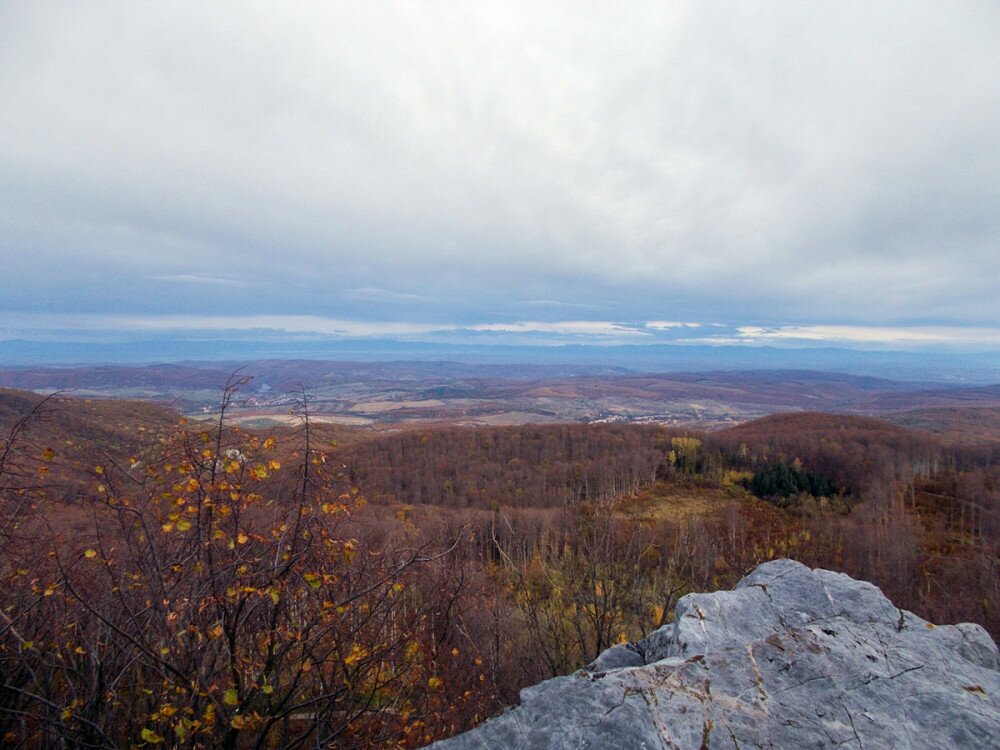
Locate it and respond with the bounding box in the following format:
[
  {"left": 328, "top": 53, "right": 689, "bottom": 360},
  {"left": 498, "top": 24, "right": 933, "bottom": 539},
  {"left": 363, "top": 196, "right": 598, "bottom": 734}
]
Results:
[{"left": 430, "top": 559, "right": 1000, "bottom": 749}]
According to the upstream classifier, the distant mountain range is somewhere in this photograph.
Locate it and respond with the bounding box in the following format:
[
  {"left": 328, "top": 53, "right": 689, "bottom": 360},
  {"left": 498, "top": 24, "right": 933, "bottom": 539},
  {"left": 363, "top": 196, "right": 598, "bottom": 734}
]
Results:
[{"left": 2, "top": 338, "right": 999, "bottom": 384}]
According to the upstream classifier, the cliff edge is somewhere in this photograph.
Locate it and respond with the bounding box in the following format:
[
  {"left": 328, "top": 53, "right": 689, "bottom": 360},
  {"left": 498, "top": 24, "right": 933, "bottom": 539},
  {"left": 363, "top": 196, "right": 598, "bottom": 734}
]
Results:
[{"left": 430, "top": 559, "right": 1000, "bottom": 749}]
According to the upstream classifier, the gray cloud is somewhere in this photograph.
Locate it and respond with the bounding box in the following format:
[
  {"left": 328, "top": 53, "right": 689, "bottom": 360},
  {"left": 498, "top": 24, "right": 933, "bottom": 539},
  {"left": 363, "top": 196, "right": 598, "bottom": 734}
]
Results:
[
  {"left": 1, "top": 1, "right": 999, "bottom": 343},
  {"left": 151, "top": 275, "right": 246, "bottom": 286},
  {"left": 345, "top": 287, "right": 431, "bottom": 302}
]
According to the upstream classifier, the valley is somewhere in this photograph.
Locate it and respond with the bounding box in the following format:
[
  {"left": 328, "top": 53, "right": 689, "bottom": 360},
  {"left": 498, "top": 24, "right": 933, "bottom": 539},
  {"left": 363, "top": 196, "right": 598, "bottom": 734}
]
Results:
[
  {"left": 4, "top": 361, "right": 1000, "bottom": 430},
  {"left": 1, "top": 371, "right": 998, "bottom": 747}
]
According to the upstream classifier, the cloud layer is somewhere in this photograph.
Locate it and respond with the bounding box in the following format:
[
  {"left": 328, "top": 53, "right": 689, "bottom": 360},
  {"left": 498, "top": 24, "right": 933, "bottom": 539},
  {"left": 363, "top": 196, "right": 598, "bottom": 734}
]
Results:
[
  {"left": 4, "top": 313, "right": 1000, "bottom": 355},
  {"left": 2, "top": 1, "right": 999, "bottom": 349}
]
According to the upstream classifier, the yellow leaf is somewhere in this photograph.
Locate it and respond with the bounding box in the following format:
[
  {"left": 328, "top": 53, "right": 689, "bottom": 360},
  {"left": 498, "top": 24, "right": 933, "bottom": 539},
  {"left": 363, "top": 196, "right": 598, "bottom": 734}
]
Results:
[
  {"left": 223, "top": 688, "right": 239, "bottom": 706},
  {"left": 262, "top": 684, "right": 274, "bottom": 695},
  {"left": 140, "top": 728, "right": 164, "bottom": 744},
  {"left": 344, "top": 644, "right": 366, "bottom": 666},
  {"left": 94, "top": 465, "right": 104, "bottom": 474},
  {"left": 303, "top": 572, "right": 322, "bottom": 589},
  {"left": 84, "top": 549, "right": 97, "bottom": 559},
  {"left": 176, "top": 520, "right": 192, "bottom": 532},
  {"left": 263, "top": 436, "right": 276, "bottom": 449},
  {"left": 268, "top": 460, "right": 281, "bottom": 470},
  {"left": 236, "top": 532, "right": 249, "bottom": 545},
  {"left": 42, "top": 448, "right": 55, "bottom": 462},
  {"left": 161, "top": 523, "right": 174, "bottom": 533},
  {"left": 427, "top": 676, "right": 443, "bottom": 690}
]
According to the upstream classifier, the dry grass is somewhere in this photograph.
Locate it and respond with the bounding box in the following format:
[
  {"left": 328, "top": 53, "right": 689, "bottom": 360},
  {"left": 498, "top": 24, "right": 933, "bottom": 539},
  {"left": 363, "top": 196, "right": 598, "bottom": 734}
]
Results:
[{"left": 621, "top": 480, "right": 753, "bottom": 523}]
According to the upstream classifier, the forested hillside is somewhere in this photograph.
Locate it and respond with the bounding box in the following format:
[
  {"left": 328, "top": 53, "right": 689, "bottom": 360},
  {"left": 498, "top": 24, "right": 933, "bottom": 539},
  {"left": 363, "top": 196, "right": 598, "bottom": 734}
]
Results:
[
  {"left": 1, "top": 388, "right": 997, "bottom": 748},
  {"left": 340, "top": 425, "right": 673, "bottom": 507}
]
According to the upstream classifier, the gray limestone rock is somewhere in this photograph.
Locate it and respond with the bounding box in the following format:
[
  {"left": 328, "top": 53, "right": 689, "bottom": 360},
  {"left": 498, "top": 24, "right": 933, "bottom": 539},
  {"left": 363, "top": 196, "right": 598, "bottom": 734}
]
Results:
[{"left": 429, "top": 559, "right": 1000, "bottom": 749}]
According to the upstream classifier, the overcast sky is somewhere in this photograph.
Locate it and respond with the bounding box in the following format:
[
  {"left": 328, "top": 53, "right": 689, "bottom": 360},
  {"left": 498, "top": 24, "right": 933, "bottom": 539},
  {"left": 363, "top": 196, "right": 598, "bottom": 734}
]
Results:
[{"left": 2, "top": 1, "right": 999, "bottom": 352}]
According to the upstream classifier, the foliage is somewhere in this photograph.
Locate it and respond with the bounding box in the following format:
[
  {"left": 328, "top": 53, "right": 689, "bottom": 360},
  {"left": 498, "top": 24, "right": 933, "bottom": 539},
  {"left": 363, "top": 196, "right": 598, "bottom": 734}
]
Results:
[
  {"left": 744, "top": 461, "right": 837, "bottom": 502},
  {"left": 340, "top": 424, "right": 682, "bottom": 508},
  {"left": 1, "top": 393, "right": 998, "bottom": 747},
  {"left": 0, "top": 381, "right": 495, "bottom": 748}
]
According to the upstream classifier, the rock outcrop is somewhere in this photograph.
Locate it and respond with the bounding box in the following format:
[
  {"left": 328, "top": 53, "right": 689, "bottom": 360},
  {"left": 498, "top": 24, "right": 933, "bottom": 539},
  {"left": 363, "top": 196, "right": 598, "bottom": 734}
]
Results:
[{"left": 430, "top": 559, "right": 1000, "bottom": 749}]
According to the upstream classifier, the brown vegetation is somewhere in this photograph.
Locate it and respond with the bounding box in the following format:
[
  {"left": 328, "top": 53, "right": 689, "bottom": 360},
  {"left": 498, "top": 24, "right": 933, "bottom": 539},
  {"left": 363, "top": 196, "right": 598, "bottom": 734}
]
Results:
[{"left": 1, "top": 389, "right": 998, "bottom": 748}]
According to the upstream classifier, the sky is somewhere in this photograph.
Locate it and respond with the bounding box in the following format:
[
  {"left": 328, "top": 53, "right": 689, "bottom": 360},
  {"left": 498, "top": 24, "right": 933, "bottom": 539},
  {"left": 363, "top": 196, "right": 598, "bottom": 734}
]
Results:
[{"left": 1, "top": 1, "right": 1000, "bottom": 358}]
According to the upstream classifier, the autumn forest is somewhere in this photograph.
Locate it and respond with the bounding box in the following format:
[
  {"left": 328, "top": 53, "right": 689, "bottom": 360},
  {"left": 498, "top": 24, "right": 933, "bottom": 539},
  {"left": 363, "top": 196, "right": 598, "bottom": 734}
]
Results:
[{"left": 1, "top": 381, "right": 998, "bottom": 748}]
